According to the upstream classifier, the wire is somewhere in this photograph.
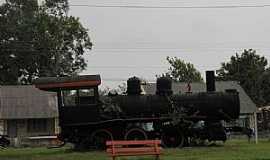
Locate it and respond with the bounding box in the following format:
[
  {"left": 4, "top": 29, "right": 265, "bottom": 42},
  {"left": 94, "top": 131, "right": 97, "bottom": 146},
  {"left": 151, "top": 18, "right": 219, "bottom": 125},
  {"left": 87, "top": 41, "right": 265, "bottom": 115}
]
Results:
[
  {"left": 90, "top": 66, "right": 167, "bottom": 68},
  {"left": 2, "top": 46, "right": 269, "bottom": 52},
  {"left": 101, "top": 78, "right": 157, "bottom": 82},
  {"left": 69, "top": 4, "right": 270, "bottom": 9},
  {"left": 88, "top": 65, "right": 219, "bottom": 69},
  {"left": 3, "top": 0, "right": 270, "bottom": 9}
]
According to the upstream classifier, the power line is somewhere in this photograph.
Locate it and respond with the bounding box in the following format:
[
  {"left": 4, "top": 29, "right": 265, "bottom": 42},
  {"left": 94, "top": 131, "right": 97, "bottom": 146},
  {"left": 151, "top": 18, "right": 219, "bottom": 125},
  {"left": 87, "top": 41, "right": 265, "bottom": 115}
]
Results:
[
  {"left": 101, "top": 78, "right": 157, "bottom": 82},
  {"left": 88, "top": 65, "right": 219, "bottom": 69},
  {"left": 90, "top": 66, "right": 167, "bottom": 68},
  {"left": 1, "top": 41, "right": 270, "bottom": 54},
  {"left": 69, "top": 4, "right": 270, "bottom": 9},
  {"left": 2, "top": 40, "right": 270, "bottom": 49},
  {"left": 2, "top": 49, "right": 270, "bottom": 55},
  {"left": 93, "top": 47, "right": 270, "bottom": 50}
]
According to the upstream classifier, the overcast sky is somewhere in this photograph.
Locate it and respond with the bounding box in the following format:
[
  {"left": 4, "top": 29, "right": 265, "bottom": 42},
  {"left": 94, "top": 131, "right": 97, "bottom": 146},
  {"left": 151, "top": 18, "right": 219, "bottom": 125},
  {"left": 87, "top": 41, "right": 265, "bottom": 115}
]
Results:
[{"left": 68, "top": 0, "right": 270, "bottom": 88}]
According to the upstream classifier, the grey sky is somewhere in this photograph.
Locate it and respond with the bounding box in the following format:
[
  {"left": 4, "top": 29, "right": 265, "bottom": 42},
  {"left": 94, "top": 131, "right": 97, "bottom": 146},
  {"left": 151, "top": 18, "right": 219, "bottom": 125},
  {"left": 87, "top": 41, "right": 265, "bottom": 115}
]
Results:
[{"left": 68, "top": 0, "right": 270, "bottom": 88}]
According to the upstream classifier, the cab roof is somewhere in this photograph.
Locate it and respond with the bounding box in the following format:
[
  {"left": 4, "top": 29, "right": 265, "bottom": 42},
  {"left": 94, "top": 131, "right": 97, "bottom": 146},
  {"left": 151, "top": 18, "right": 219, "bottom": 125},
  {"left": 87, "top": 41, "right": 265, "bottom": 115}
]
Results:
[{"left": 34, "top": 75, "right": 101, "bottom": 91}]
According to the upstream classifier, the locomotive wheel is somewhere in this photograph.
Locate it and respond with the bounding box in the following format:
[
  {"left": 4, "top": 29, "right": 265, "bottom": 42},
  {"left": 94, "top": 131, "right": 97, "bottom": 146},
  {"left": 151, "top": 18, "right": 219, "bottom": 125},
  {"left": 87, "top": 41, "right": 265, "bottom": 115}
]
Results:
[
  {"left": 90, "top": 129, "right": 113, "bottom": 149},
  {"left": 124, "top": 128, "right": 148, "bottom": 140},
  {"left": 161, "top": 128, "right": 184, "bottom": 148}
]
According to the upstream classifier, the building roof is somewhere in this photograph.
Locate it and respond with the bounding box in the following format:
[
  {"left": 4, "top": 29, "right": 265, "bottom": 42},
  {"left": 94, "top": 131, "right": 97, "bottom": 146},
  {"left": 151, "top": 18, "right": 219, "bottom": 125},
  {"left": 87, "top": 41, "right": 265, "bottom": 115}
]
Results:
[
  {"left": 143, "top": 81, "right": 257, "bottom": 114},
  {"left": 0, "top": 85, "right": 58, "bottom": 119}
]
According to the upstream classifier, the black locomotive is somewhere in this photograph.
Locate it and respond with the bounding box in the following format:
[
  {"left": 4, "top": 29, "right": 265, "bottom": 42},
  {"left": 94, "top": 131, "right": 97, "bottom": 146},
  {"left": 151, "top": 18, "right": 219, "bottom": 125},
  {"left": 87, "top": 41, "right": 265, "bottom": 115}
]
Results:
[{"left": 34, "top": 71, "right": 240, "bottom": 149}]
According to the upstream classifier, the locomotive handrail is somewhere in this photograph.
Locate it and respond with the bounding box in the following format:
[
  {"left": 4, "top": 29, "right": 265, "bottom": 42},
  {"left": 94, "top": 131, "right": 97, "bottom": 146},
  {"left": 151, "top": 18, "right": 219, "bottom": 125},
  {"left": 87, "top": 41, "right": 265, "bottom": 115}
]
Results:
[
  {"left": 60, "top": 117, "right": 173, "bottom": 126},
  {"left": 60, "top": 115, "right": 211, "bottom": 127}
]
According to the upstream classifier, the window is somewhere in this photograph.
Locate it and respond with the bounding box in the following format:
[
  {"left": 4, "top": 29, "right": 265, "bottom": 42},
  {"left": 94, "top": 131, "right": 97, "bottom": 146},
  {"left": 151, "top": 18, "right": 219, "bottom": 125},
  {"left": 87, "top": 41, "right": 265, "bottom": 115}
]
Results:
[
  {"left": 0, "top": 120, "right": 4, "bottom": 135},
  {"left": 78, "top": 89, "right": 95, "bottom": 104},
  {"left": 62, "top": 90, "right": 77, "bottom": 106},
  {"left": 79, "top": 89, "right": 94, "bottom": 97},
  {"left": 7, "top": 120, "right": 17, "bottom": 138},
  {"left": 27, "top": 119, "right": 47, "bottom": 133},
  {"left": 62, "top": 88, "right": 96, "bottom": 106}
]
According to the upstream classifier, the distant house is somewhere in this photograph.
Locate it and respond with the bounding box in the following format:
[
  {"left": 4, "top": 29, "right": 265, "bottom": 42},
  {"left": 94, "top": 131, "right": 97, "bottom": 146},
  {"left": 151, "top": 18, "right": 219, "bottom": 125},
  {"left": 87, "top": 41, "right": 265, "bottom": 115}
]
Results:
[
  {"left": 143, "top": 81, "right": 257, "bottom": 128},
  {"left": 0, "top": 85, "right": 58, "bottom": 147},
  {"left": 257, "top": 106, "right": 270, "bottom": 131}
]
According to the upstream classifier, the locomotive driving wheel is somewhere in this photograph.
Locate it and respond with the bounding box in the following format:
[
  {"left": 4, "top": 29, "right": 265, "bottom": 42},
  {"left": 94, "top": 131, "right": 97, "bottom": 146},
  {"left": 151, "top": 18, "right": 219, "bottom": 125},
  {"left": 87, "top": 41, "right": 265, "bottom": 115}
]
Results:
[
  {"left": 161, "top": 127, "right": 184, "bottom": 148},
  {"left": 124, "top": 127, "right": 148, "bottom": 140},
  {"left": 90, "top": 129, "right": 113, "bottom": 150}
]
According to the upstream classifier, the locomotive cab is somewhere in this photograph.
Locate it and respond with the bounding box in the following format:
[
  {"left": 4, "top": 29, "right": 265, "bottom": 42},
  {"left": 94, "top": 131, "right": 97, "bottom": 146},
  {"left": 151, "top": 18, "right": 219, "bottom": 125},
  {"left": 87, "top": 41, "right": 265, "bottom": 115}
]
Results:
[{"left": 34, "top": 75, "right": 101, "bottom": 126}]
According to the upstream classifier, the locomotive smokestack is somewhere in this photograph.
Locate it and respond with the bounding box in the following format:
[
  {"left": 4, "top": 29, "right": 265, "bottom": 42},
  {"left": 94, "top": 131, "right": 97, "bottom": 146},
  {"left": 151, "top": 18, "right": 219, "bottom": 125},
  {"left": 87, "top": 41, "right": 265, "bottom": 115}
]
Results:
[
  {"left": 156, "top": 76, "right": 173, "bottom": 96},
  {"left": 206, "top": 71, "right": 216, "bottom": 92},
  {"left": 127, "top": 76, "right": 142, "bottom": 95}
]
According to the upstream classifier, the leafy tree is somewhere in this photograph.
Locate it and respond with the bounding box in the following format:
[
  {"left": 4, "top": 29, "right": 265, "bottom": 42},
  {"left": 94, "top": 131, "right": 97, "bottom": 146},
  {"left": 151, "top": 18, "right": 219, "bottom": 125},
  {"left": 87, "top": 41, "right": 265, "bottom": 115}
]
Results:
[
  {"left": 0, "top": 0, "right": 92, "bottom": 85},
  {"left": 116, "top": 83, "right": 127, "bottom": 94},
  {"left": 162, "top": 56, "right": 203, "bottom": 82},
  {"left": 99, "top": 83, "right": 127, "bottom": 96},
  {"left": 216, "top": 49, "right": 268, "bottom": 105},
  {"left": 257, "top": 69, "right": 270, "bottom": 105}
]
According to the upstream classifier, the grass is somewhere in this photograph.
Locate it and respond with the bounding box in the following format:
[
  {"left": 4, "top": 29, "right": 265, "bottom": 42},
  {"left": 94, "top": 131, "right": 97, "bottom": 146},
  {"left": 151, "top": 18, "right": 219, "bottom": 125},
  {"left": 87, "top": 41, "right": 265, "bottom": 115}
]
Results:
[{"left": 1, "top": 139, "right": 270, "bottom": 160}]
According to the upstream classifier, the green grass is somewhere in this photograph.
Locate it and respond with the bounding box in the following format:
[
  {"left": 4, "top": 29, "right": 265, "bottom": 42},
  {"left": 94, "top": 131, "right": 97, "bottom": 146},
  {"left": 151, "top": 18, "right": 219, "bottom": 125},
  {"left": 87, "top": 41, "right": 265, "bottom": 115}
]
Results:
[{"left": 1, "top": 139, "right": 270, "bottom": 160}]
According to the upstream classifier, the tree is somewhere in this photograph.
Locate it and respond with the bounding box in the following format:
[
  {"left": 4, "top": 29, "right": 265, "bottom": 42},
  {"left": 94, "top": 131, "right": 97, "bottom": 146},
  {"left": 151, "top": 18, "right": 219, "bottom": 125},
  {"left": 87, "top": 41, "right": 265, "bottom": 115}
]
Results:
[
  {"left": 257, "top": 69, "right": 270, "bottom": 105},
  {"left": 116, "top": 83, "right": 127, "bottom": 94},
  {"left": 216, "top": 49, "right": 268, "bottom": 105},
  {"left": 0, "top": 0, "right": 92, "bottom": 85},
  {"left": 99, "top": 83, "right": 127, "bottom": 96},
  {"left": 162, "top": 56, "right": 203, "bottom": 82}
]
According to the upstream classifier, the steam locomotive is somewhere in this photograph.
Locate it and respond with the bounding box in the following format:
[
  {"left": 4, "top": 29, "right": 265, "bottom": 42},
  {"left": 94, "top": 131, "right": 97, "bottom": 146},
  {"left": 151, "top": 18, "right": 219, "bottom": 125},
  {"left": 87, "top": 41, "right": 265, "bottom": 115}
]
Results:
[{"left": 34, "top": 71, "right": 240, "bottom": 149}]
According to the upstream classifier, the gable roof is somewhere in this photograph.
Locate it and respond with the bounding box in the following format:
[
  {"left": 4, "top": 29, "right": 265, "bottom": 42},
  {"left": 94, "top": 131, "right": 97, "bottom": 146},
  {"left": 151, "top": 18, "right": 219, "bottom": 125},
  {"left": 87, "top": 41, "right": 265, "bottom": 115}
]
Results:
[
  {"left": 0, "top": 85, "right": 58, "bottom": 119},
  {"left": 143, "top": 81, "right": 257, "bottom": 114}
]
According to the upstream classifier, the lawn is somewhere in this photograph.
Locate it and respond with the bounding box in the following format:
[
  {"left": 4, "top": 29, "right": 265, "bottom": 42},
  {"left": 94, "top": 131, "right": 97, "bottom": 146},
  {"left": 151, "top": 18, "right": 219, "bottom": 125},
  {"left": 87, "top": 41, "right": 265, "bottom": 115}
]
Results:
[{"left": 1, "top": 139, "right": 270, "bottom": 160}]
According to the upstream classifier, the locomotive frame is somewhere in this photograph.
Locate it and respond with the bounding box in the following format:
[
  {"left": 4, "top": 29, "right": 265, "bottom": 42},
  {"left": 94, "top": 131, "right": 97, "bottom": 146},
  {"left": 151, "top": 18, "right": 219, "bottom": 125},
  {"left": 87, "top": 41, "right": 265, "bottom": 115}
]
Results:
[{"left": 34, "top": 71, "right": 240, "bottom": 149}]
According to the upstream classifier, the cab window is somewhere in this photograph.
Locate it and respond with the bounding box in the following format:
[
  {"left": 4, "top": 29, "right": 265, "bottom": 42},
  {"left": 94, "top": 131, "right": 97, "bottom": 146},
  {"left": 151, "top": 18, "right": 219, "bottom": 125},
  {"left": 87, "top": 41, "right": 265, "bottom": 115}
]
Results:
[
  {"left": 62, "top": 90, "right": 77, "bottom": 106},
  {"left": 62, "top": 88, "right": 96, "bottom": 106}
]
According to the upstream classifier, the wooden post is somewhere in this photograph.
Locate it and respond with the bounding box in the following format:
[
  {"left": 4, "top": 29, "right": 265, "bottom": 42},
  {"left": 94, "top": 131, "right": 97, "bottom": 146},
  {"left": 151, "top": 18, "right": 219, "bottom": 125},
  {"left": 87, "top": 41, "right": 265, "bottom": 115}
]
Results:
[
  {"left": 112, "top": 141, "right": 115, "bottom": 156},
  {"left": 254, "top": 112, "right": 258, "bottom": 144},
  {"left": 155, "top": 140, "right": 160, "bottom": 160}
]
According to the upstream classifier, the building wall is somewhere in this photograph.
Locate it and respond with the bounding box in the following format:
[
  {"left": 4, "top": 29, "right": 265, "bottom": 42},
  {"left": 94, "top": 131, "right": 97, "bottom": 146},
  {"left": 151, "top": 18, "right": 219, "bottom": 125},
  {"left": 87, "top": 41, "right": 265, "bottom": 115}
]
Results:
[
  {"left": 6, "top": 118, "right": 57, "bottom": 147},
  {"left": 0, "top": 120, "right": 4, "bottom": 135},
  {"left": 225, "top": 114, "right": 254, "bottom": 129},
  {"left": 257, "top": 109, "right": 270, "bottom": 131}
]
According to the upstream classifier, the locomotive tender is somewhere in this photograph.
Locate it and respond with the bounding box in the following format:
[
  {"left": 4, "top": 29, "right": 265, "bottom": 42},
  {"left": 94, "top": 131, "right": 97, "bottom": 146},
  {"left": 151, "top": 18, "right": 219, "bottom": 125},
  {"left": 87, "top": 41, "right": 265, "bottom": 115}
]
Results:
[{"left": 34, "top": 71, "right": 240, "bottom": 149}]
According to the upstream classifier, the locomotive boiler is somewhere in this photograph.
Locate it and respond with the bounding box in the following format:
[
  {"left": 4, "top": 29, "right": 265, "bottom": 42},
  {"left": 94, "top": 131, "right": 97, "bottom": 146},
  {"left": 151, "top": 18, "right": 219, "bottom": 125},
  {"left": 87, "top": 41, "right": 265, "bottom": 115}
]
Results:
[{"left": 34, "top": 71, "right": 240, "bottom": 149}]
